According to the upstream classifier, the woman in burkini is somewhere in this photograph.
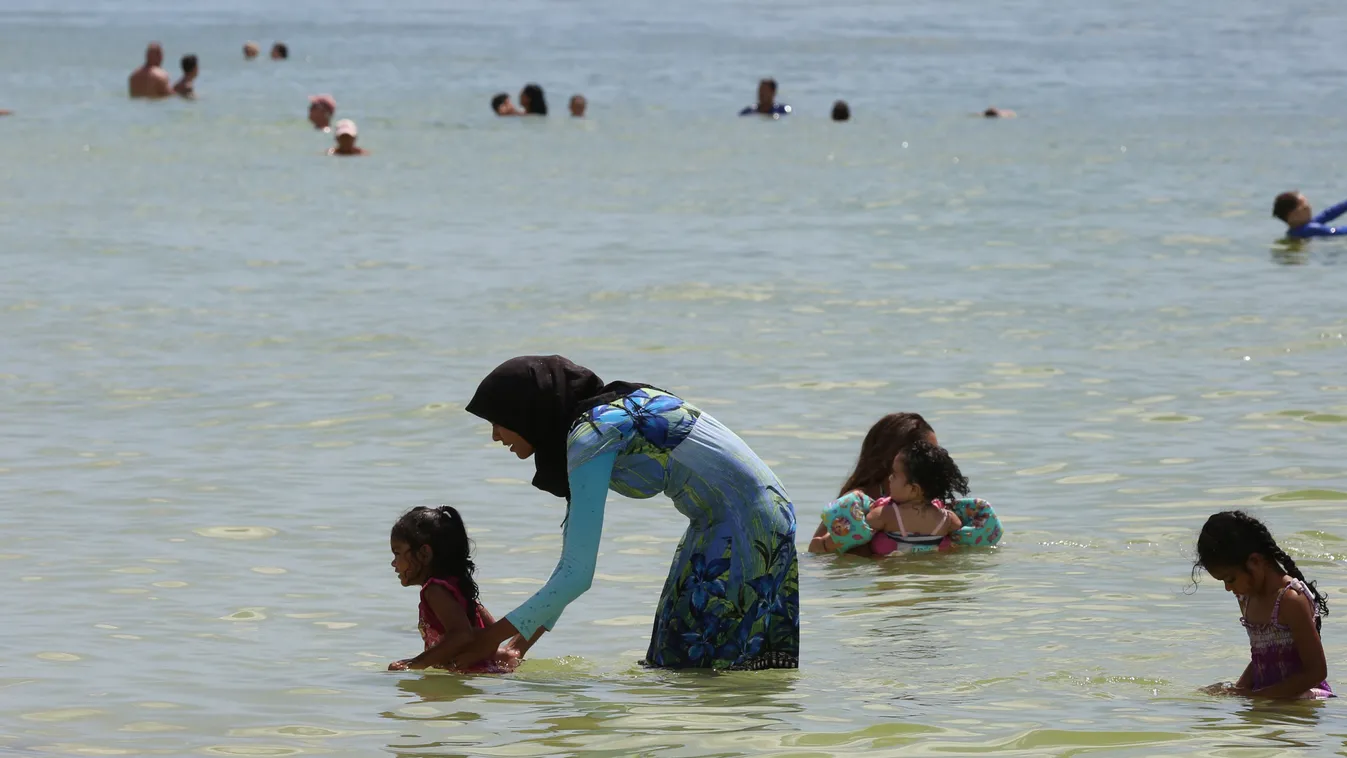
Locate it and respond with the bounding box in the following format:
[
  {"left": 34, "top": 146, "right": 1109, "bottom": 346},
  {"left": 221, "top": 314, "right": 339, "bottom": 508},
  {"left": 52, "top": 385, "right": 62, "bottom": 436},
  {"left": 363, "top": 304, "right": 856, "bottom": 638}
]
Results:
[
  {"left": 809, "top": 413, "right": 1003, "bottom": 556},
  {"left": 445, "top": 355, "right": 798, "bottom": 670},
  {"left": 1195, "top": 510, "right": 1332, "bottom": 698}
]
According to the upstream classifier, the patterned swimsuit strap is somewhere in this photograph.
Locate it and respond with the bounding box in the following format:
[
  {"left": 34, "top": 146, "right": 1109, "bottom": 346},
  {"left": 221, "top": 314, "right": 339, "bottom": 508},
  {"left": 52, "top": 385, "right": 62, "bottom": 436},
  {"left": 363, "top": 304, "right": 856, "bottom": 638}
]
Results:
[{"left": 1271, "top": 579, "right": 1303, "bottom": 626}]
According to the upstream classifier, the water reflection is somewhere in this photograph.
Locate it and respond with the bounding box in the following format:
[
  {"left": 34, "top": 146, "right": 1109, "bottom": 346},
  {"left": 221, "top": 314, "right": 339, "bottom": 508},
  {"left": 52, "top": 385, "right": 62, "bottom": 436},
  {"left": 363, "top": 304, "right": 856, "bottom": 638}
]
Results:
[
  {"left": 1271, "top": 240, "right": 1309, "bottom": 266},
  {"left": 386, "top": 674, "right": 487, "bottom": 714},
  {"left": 383, "top": 667, "right": 805, "bottom": 757},
  {"left": 1187, "top": 696, "right": 1329, "bottom": 753}
]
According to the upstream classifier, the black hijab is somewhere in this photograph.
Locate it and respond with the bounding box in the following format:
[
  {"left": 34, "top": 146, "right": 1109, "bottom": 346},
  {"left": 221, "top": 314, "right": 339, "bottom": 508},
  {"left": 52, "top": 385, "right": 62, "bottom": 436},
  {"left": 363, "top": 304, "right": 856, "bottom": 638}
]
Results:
[{"left": 465, "top": 356, "right": 642, "bottom": 499}]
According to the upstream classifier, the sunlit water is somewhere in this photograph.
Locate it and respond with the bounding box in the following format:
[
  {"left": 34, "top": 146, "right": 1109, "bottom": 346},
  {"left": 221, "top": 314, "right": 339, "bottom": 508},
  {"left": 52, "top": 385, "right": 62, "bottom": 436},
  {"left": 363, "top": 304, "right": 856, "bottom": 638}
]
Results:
[{"left": 3, "top": 0, "right": 1347, "bottom": 755}]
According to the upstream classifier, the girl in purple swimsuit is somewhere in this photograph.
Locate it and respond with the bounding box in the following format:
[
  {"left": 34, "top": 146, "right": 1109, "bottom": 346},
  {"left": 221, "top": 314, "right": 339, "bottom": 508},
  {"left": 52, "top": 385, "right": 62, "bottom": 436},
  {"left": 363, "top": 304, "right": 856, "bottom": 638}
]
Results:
[{"left": 1195, "top": 511, "right": 1332, "bottom": 699}]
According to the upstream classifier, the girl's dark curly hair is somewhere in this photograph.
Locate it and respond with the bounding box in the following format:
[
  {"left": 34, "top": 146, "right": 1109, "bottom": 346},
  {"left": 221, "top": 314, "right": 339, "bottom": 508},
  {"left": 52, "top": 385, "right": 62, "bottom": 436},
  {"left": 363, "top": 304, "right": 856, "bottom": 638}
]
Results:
[
  {"left": 1194, "top": 510, "right": 1328, "bottom": 630},
  {"left": 897, "top": 439, "right": 969, "bottom": 504},
  {"left": 391, "top": 505, "right": 480, "bottom": 610},
  {"left": 840, "top": 413, "right": 936, "bottom": 498}
]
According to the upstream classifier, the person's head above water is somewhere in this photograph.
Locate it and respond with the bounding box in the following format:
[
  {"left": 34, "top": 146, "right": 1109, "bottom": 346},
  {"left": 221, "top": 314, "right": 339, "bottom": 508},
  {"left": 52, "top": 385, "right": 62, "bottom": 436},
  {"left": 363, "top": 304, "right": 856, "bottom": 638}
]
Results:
[
  {"left": 839, "top": 413, "right": 937, "bottom": 498},
  {"left": 491, "top": 92, "right": 520, "bottom": 116},
  {"left": 519, "top": 83, "right": 547, "bottom": 115},
  {"left": 467, "top": 355, "right": 641, "bottom": 498},
  {"left": 569, "top": 94, "right": 586, "bottom": 117},
  {"left": 983, "top": 106, "right": 1016, "bottom": 118},
  {"left": 271, "top": 42, "right": 288, "bottom": 60},
  {"left": 180, "top": 54, "right": 197, "bottom": 77},
  {"left": 389, "top": 505, "right": 479, "bottom": 606},
  {"left": 758, "top": 78, "right": 778, "bottom": 108},
  {"left": 330, "top": 119, "right": 363, "bottom": 155},
  {"left": 831, "top": 100, "right": 850, "bottom": 121},
  {"left": 243, "top": 42, "right": 259, "bottom": 59},
  {"left": 888, "top": 440, "right": 970, "bottom": 506},
  {"left": 144, "top": 42, "right": 164, "bottom": 67},
  {"left": 1273, "top": 191, "right": 1313, "bottom": 228},
  {"left": 308, "top": 94, "right": 336, "bottom": 129},
  {"left": 1194, "top": 510, "right": 1329, "bottom": 629}
]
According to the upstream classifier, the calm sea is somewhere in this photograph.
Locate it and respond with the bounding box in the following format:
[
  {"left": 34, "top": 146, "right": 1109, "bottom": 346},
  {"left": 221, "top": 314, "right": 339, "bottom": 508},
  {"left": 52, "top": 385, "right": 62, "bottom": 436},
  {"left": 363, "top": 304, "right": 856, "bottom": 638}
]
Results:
[{"left": 2, "top": 0, "right": 1346, "bottom": 755}]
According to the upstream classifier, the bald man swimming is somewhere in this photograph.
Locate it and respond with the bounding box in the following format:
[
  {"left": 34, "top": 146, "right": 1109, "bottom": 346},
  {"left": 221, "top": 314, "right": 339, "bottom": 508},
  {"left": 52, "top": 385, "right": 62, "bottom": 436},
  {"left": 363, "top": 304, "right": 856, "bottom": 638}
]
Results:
[{"left": 129, "top": 43, "right": 172, "bottom": 99}]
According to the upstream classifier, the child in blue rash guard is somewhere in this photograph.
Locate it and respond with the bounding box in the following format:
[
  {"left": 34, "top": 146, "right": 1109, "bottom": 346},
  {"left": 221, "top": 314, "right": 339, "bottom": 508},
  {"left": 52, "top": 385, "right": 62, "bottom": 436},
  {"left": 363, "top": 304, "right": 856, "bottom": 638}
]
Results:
[{"left": 1273, "top": 191, "right": 1347, "bottom": 238}]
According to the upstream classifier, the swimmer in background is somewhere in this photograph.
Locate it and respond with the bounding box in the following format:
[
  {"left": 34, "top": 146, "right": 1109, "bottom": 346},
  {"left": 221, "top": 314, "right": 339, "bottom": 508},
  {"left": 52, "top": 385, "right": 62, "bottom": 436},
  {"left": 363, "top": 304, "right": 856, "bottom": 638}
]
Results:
[
  {"left": 173, "top": 55, "right": 198, "bottom": 99},
  {"left": 271, "top": 42, "right": 288, "bottom": 61},
  {"left": 831, "top": 100, "right": 850, "bottom": 121},
  {"left": 243, "top": 42, "right": 259, "bottom": 60},
  {"left": 491, "top": 93, "right": 521, "bottom": 116},
  {"left": 1272, "top": 191, "right": 1347, "bottom": 238},
  {"left": 569, "top": 94, "right": 586, "bottom": 117},
  {"left": 519, "top": 83, "right": 547, "bottom": 115},
  {"left": 740, "top": 78, "right": 790, "bottom": 117},
  {"left": 128, "top": 42, "right": 172, "bottom": 99},
  {"left": 983, "top": 106, "right": 1016, "bottom": 118},
  {"left": 328, "top": 119, "right": 367, "bottom": 156},
  {"left": 309, "top": 94, "right": 336, "bottom": 131}
]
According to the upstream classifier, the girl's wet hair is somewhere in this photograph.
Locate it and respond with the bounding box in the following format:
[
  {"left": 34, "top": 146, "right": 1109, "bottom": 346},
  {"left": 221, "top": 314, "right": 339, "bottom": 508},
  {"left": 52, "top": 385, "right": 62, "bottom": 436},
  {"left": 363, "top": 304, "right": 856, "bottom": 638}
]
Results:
[
  {"left": 521, "top": 83, "right": 547, "bottom": 115},
  {"left": 839, "top": 413, "right": 935, "bottom": 497},
  {"left": 491, "top": 93, "right": 508, "bottom": 113},
  {"left": 897, "top": 439, "right": 969, "bottom": 504},
  {"left": 1194, "top": 510, "right": 1328, "bottom": 630},
  {"left": 391, "top": 505, "right": 480, "bottom": 609}
]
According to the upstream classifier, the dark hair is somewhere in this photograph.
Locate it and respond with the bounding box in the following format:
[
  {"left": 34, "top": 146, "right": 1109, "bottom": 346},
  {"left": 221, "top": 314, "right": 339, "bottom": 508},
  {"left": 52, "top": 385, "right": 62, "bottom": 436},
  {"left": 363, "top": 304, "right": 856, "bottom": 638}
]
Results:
[
  {"left": 272, "top": 43, "right": 288, "bottom": 59},
  {"left": 839, "top": 413, "right": 936, "bottom": 497},
  {"left": 521, "top": 83, "right": 547, "bottom": 115},
  {"left": 760, "top": 78, "right": 777, "bottom": 94},
  {"left": 181, "top": 55, "right": 197, "bottom": 74},
  {"left": 491, "top": 93, "right": 508, "bottom": 113},
  {"left": 1194, "top": 510, "right": 1328, "bottom": 630},
  {"left": 831, "top": 100, "right": 850, "bottom": 121},
  {"left": 391, "top": 505, "right": 480, "bottom": 610},
  {"left": 898, "top": 440, "right": 969, "bottom": 504},
  {"left": 1272, "top": 191, "right": 1302, "bottom": 222}
]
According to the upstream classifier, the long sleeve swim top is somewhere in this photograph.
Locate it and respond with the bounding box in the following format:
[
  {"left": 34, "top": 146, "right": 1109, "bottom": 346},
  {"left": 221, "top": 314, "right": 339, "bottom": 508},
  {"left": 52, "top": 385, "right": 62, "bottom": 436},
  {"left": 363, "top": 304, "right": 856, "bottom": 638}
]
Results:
[
  {"left": 503, "top": 451, "right": 615, "bottom": 639},
  {"left": 1289, "top": 198, "right": 1347, "bottom": 238}
]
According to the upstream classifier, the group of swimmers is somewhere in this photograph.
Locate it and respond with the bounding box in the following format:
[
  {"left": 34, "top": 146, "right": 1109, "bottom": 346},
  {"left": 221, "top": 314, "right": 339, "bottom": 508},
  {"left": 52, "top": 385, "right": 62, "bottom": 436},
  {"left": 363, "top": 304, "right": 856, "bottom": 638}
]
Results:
[
  {"left": 490, "top": 84, "right": 586, "bottom": 118},
  {"left": 486, "top": 76, "right": 1016, "bottom": 122},
  {"left": 125, "top": 41, "right": 365, "bottom": 156}
]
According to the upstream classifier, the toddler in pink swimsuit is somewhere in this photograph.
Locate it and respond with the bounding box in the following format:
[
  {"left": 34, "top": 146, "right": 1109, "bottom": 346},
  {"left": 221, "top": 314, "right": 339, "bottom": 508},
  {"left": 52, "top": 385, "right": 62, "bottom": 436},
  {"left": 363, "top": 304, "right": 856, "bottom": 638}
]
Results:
[{"left": 387, "top": 505, "right": 517, "bottom": 673}]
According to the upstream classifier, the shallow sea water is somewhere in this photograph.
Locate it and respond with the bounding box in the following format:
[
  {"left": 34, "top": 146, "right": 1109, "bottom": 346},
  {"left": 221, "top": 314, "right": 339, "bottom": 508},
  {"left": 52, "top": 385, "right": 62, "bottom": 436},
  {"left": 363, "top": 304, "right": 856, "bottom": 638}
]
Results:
[{"left": 2, "top": 0, "right": 1347, "bottom": 755}]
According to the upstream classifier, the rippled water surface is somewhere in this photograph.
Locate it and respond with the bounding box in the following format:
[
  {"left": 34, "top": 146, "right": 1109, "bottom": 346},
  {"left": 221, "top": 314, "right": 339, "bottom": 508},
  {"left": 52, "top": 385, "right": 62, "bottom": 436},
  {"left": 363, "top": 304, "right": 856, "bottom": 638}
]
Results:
[{"left": 3, "top": 0, "right": 1347, "bottom": 755}]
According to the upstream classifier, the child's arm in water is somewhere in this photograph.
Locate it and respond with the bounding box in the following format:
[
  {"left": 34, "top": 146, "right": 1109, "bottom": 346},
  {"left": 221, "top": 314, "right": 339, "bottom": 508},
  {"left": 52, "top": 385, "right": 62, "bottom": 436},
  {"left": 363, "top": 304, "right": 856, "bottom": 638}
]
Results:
[
  {"left": 1233, "top": 661, "right": 1253, "bottom": 694},
  {"left": 1250, "top": 589, "right": 1328, "bottom": 698},
  {"left": 808, "top": 522, "right": 835, "bottom": 553},
  {"left": 395, "top": 583, "right": 479, "bottom": 670}
]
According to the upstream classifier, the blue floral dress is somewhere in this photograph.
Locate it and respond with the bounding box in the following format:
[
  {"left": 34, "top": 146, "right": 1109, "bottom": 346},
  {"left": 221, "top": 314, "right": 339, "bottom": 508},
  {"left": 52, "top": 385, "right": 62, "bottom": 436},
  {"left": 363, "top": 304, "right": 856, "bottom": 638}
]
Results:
[{"left": 568, "top": 388, "right": 799, "bottom": 669}]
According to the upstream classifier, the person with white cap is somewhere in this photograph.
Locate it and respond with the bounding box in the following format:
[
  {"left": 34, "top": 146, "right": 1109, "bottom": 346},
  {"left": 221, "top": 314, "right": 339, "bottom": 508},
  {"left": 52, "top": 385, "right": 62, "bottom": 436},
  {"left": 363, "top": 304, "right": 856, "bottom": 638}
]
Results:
[
  {"left": 328, "top": 119, "right": 366, "bottom": 156},
  {"left": 308, "top": 94, "right": 336, "bottom": 131}
]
